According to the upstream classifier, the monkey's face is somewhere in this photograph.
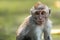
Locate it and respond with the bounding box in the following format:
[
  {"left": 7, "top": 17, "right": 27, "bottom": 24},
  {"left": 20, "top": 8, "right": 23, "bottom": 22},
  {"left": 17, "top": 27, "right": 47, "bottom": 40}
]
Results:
[
  {"left": 30, "top": 2, "right": 51, "bottom": 25},
  {"left": 33, "top": 10, "right": 47, "bottom": 25}
]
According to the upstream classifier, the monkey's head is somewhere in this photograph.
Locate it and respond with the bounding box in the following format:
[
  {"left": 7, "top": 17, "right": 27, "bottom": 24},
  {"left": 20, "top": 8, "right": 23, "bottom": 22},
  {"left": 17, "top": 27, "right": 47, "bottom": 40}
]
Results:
[{"left": 30, "top": 2, "right": 51, "bottom": 25}]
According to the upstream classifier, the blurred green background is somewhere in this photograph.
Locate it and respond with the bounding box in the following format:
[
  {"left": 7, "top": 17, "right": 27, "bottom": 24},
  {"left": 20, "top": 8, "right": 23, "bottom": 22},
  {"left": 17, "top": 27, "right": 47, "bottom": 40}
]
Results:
[{"left": 0, "top": 0, "right": 60, "bottom": 40}]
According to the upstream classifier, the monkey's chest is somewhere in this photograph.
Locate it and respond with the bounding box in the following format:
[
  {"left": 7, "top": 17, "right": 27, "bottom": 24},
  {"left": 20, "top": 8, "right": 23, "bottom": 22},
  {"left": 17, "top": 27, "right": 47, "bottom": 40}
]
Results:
[{"left": 34, "top": 26, "right": 43, "bottom": 40}]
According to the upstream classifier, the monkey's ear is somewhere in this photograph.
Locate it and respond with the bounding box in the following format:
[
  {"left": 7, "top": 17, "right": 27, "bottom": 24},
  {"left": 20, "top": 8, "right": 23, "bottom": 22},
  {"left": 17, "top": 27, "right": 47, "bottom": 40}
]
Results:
[{"left": 49, "top": 8, "right": 51, "bottom": 14}]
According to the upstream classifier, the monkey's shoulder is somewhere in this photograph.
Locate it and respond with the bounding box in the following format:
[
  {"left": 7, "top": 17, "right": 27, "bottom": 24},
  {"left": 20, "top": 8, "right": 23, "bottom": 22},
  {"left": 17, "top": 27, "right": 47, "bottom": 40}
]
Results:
[
  {"left": 16, "top": 15, "right": 31, "bottom": 36},
  {"left": 47, "top": 19, "right": 52, "bottom": 25},
  {"left": 46, "top": 19, "right": 52, "bottom": 27},
  {"left": 19, "top": 15, "right": 31, "bottom": 27}
]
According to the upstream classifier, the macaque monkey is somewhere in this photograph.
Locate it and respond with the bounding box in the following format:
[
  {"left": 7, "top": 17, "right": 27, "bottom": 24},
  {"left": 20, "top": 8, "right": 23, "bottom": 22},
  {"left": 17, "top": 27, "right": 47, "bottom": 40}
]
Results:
[{"left": 16, "top": 2, "right": 52, "bottom": 40}]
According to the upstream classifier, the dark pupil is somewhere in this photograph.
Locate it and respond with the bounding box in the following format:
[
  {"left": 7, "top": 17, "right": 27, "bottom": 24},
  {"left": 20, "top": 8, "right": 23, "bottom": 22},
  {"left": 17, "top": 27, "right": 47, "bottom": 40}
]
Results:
[
  {"left": 41, "top": 11, "right": 45, "bottom": 15},
  {"left": 35, "top": 11, "right": 39, "bottom": 15}
]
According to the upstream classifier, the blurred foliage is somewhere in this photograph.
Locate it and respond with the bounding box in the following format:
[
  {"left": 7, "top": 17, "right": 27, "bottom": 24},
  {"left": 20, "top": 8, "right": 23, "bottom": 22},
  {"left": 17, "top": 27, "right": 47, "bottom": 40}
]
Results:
[{"left": 0, "top": 0, "right": 60, "bottom": 40}]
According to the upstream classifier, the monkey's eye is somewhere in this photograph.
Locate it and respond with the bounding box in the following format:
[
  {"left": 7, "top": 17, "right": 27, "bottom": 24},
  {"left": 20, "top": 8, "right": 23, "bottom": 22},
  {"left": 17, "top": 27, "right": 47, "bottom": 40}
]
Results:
[
  {"left": 41, "top": 11, "right": 45, "bottom": 15},
  {"left": 35, "top": 11, "right": 39, "bottom": 15}
]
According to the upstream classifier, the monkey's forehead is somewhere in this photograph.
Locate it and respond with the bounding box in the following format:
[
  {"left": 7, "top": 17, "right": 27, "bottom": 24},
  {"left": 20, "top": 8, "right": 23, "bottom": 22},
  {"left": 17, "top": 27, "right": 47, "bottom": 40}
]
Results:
[
  {"left": 34, "top": 4, "right": 45, "bottom": 10},
  {"left": 30, "top": 5, "right": 49, "bottom": 14}
]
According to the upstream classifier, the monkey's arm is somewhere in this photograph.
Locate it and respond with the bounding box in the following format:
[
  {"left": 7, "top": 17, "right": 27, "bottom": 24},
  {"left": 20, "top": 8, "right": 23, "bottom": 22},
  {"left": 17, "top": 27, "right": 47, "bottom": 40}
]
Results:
[
  {"left": 44, "top": 19, "right": 52, "bottom": 40},
  {"left": 16, "top": 16, "right": 31, "bottom": 40},
  {"left": 16, "top": 26, "right": 30, "bottom": 40}
]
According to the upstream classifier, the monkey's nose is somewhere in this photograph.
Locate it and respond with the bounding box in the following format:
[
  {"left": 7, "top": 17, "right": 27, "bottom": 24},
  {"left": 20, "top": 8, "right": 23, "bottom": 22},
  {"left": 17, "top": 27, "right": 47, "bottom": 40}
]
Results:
[{"left": 39, "top": 17, "right": 42, "bottom": 20}]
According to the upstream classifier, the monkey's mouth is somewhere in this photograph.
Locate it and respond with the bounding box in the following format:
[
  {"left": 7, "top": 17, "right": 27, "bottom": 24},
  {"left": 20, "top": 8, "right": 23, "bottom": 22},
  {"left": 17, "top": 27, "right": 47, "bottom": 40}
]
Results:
[
  {"left": 37, "top": 20, "right": 44, "bottom": 25},
  {"left": 38, "top": 20, "right": 44, "bottom": 22}
]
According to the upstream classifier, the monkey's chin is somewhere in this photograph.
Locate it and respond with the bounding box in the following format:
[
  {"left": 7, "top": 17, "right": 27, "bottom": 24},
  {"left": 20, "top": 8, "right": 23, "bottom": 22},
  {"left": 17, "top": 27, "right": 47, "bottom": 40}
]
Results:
[{"left": 36, "top": 21, "right": 44, "bottom": 25}]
